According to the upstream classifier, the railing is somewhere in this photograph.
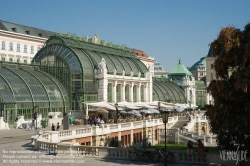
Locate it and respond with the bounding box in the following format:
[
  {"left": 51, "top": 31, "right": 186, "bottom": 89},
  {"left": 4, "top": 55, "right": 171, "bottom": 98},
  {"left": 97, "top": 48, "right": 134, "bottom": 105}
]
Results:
[
  {"left": 76, "top": 128, "right": 91, "bottom": 135},
  {"left": 33, "top": 117, "right": 180, "bottom": 152},
  {"left": 41, "top": 132, "right": 50, "bottom": 141},
  {"left": 109, "top": 124, "right": 119, "bottom": 130},
  {"left": 59, "top": 130, "right": 72, "bottom": 138},
  {"left": 34, "top": 142, "right": 249, "bottom": 165},
  {"left": 36, "top": 141, "right": 57, "bottom": 153}
]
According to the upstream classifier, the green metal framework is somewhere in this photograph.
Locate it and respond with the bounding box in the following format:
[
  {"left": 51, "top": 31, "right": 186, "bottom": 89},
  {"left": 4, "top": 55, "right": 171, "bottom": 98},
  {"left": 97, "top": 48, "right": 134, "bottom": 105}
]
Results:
[
  {"left": 195, "top": 80, "right": 206, "bottom": 107},
  {"left": 33, "top": 35, "right": 148, "bottom": 109},
  {"left": 0, "top": 63, "right": 69, "bottom": 125},
  {"left": 153, "top": 78, "right": 186, "bottom": 103},
  {"left": 107, "top": 83, "right": 112, "bottom": 102},
  {"left": 125, "top": 85, "right": 129, "bottom": 102},
  {"left": 116, "top": 84, "right": 121, "bottom": 102},
  {"left": 133, "top": 85, "right": 137, "bottom": 102},
  {"left": 140, "top": 85, "right": 144, "bottom": 102}
]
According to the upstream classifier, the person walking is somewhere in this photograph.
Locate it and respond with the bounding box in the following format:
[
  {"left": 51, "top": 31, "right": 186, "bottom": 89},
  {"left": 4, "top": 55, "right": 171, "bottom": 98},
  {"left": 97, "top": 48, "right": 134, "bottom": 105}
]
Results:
[
  {"left": 187, "top": 140, "right": 193, "bottom": 159},
  {"left": 94, "top": 117, "right": 97, "bottom": 126},
  {"left": 56, "top": 122, "right": 60, "bottom": 131},
  {"left": 197, "top": 139, "right": 205, "bottom": 160},
  {"left": 51, "top": 123, "right": 55, "bottom": 131},
  {"left": 89, "top": 117, "right": 93, "bottom": 126},
  {"left": 97, "top": 117, "right": 100, "bottom": 126}
]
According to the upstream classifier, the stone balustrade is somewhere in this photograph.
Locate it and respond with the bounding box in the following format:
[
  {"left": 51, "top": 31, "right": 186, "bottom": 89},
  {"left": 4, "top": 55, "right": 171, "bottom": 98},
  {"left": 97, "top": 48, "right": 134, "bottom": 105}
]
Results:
[
  {"left": 184, "top": 115, "right": 208, "bottom": 131},
  {"left": 34, "top": 142, "right": 250, "bottom": 165},
  {"left": 33, "top": 118, "right": 171, "bottom": 150}
]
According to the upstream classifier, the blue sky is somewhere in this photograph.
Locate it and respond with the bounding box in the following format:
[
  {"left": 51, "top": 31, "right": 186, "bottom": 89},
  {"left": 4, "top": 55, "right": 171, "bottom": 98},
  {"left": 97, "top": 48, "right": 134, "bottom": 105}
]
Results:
[{"left": 2, "top": 0, "right": 250, "bottom": 71}]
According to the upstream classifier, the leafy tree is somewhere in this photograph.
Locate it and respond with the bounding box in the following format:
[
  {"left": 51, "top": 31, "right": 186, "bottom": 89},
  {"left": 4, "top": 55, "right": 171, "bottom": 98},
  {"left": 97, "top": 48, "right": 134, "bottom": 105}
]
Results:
[{"left": 206, "top": 23, "right": 250, "bottom": 151}]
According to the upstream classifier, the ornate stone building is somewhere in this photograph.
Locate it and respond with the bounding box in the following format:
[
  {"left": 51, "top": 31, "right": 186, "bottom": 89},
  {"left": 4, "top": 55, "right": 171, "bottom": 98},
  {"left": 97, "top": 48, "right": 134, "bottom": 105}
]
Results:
[
  {"left": 188, "top": 57, "right": 206, "bottom": 81},
  {"left": 205, "top": 48, "right": 215, "bottom": 105},
  {"left": 168, "top": 59, "right": 196, "bottom": 105}
]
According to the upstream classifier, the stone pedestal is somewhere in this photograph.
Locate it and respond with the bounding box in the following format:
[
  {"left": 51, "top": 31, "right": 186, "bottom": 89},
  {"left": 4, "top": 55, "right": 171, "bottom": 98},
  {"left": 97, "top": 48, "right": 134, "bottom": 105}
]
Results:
[{"left": 0, "top": 117, "right": 10, "bottom": 130}]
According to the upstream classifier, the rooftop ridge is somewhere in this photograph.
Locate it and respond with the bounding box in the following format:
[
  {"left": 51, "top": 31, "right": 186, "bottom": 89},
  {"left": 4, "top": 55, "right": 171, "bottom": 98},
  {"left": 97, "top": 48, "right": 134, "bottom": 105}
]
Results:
[
  {"left": 54, "top": 32, "right": 132, "bottom": 53},
  {"left": 0, "top": 20, "right": 53, "bottom": 33}
]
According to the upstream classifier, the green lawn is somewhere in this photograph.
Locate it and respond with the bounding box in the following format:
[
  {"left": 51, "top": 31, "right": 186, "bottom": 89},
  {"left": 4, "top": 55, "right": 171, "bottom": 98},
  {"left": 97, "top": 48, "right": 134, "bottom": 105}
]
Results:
[{"left": 150, "top": 144, "right": 219, "bottom": 153}]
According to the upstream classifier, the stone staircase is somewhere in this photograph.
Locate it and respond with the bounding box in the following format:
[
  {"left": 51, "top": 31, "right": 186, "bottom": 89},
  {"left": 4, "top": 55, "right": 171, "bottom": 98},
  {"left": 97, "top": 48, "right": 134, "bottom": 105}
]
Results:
[
  {"left": 168, "top": 115, "right": 217, "bottom": 146},
  {"left": 170, "top": 116, "right": 188, "bottom": 129}
]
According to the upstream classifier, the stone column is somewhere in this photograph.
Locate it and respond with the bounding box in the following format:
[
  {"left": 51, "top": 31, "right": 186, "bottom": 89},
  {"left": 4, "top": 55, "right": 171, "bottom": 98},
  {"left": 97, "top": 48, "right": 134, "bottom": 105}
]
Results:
[
  {"left": 97, "top": 58, "right": 108, "bottom": 102},
  {"left": 112, "top": 81, "right": 117, "bottom": 103},
  {"left": 118, "top": 132, "right": 122, "bottom": 147},
  {"left": 145, "top": 83, "right": 148, "bottom": 102},
  {"left": 149, "top": 74, "right": 153, "bottom": 102},
  {"left": 122, "top": 81, "right": 126, "bottom": 101},
  {"left": 129, "top": 82, "right": 134, "bottom": 102},
  {"left": 137, "top": 83, "right": 141, "bottom": 102},
  {"left": 130, "top": 129, "right": 133, "bottom": 146}
]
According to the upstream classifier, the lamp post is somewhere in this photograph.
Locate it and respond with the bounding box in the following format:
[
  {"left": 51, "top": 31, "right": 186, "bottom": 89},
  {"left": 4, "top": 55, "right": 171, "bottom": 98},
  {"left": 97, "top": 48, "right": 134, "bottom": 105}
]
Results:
[
  {"left": 161, "top": 110, "right": 170, "bottom": 166},
  {"left": 115, "top": 103, "right": 118, "bottom": 124}
]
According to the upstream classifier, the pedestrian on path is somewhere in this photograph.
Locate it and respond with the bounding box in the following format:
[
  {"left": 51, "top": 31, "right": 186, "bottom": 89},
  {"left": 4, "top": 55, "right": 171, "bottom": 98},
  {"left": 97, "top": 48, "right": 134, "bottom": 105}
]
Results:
[
  {"left": 56, "top": 122, "right": 60, "bottom": 131},
  {"left": 89, "top": 118, "right": 93, "bottom": 126},
  {"left": 187, "top": 140, "right": 193, "bottom": 159},
  {"left": 51, "top": 123, "right": 55, "bottom": 131},
  {"left": 198, "top": 139, "right": 205, "bottom": 161}
]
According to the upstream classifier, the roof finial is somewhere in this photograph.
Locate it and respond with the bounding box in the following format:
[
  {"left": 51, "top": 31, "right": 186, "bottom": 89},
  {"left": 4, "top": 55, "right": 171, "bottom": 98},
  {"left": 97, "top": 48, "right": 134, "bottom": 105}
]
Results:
[{"left": 179, "top": 58, "right": 182, "bottom": 64}]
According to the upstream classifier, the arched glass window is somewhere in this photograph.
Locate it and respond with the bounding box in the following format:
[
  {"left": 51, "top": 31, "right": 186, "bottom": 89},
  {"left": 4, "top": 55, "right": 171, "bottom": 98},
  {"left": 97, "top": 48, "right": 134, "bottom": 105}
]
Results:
[
  {"left": 125, "top": 85, "right": 129, "bottom": 102},
  {"left": 107, "top": 83, "right": 112, "bottom": 102},
  {"left": 140, "top": 85, "right": 144, "bottom": 102},
  {"left": 133, "top": 85, "right": 137, "bottom": 102},
  {"left": 116, "top": 84, "right": 121, "bottom": 102}
]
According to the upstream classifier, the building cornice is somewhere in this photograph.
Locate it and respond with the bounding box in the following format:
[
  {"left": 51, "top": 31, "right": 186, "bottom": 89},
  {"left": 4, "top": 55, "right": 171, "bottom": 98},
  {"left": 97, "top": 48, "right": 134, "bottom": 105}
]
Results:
[{"left": 0, "top": 30, "right": 47, "bottom": 43}]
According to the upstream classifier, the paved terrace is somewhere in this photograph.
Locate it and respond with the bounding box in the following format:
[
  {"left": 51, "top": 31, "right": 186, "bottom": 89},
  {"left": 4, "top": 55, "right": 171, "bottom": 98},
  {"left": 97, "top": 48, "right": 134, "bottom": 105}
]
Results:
[
  {"left": 2, "top": 121, "right": 250, "bottom": 166},
  {"left": 0, "top": 127, "right": 194, "bottom": 166}
]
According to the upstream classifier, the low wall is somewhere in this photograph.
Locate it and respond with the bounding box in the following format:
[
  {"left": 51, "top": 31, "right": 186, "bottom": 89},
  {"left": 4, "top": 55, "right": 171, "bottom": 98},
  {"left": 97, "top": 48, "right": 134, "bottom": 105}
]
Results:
[{"left": 34, "top": 142, "right": 249, "bottom": 166}]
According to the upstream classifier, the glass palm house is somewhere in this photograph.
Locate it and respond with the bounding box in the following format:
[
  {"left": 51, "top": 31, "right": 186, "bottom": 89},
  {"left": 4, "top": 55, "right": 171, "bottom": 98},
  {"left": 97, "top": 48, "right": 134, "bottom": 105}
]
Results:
[{"left": 0, "top": 33, "right": 186, "bottom": 127}]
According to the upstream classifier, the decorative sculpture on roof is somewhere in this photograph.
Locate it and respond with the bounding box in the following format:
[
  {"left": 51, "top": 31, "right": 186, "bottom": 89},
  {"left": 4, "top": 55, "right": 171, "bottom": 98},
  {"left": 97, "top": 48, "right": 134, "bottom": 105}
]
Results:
[
  {"left": 113, "top": 69, "right": 117, "bottom": 75},
  {"left": 179, "top": 58, "right": 182, "bottom": 64},
  {"left": 138, "top": 72, "right": 141, "bottom": 78},
  {"left": 93, "top": 34, "right": 100, "bottom": 44},
  {"left": 130, "top": 71, "right": 134, "bottom": 77},
  {"left": 122, "top": 70, "right": 125, "bottom": 76},
  {"left": 148, "top": 65, "right": 153, "bottom": 72},
  {"left": 98, "top": 58, "right": 107, "bottom": 73}
]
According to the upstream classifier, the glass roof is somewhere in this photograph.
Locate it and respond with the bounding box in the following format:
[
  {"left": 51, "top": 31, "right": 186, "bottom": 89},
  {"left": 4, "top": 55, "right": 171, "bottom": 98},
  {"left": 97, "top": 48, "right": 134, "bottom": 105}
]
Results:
[
  {"left": 34, "top": 36, "right": 148, "bottom": 77},
  {"left": 153, "top": 78, "right": 186, "bottom": 103},
  {"left": 0, "top": 66, "right": 69, "bottom": 107}
]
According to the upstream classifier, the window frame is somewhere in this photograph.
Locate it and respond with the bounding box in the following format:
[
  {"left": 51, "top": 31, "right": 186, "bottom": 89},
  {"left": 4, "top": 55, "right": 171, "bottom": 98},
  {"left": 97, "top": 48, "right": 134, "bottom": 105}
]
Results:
[
  {"left": 17, "top": 44, "right": 20, "bottom": 52},
  {"left": 24, "top": 45, "right": 27, "bottom": 53},
  {"left": 2, "top": 41, "right": 5, "bottom": 50},
  {"left": 9, "top": 42, "right": 13, "bottom": 51}
]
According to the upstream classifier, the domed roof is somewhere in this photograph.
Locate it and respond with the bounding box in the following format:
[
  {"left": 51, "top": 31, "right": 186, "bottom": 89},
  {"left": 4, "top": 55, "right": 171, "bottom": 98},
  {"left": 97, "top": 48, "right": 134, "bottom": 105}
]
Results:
[
  {"left": 153, "top": 78, "right": 186, "bottom": 103},
  {"left": 207, "top": 47, "right": 213, "bottom": 57},
  {"left": 189, "top": 57, "right": 206, "bottom": 71},
  {"left": 168, "top": 58, "right": 193, "bottom": 76}
]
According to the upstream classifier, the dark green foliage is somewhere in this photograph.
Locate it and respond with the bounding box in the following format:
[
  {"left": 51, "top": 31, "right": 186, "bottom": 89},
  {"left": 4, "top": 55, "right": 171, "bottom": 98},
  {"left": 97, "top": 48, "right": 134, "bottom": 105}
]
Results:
[{"left": 206, "top": 23, "right": 250, "bottom": 151}]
